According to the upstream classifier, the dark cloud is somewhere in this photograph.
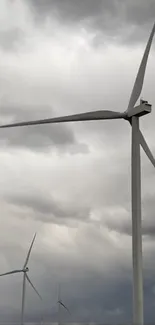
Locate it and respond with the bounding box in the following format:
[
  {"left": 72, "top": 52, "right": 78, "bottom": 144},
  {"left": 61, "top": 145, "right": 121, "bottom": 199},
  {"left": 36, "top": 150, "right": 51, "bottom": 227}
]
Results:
[
  {"left": 40, "top": 277, "right": 132, "bottom": 324},
  {"left": 1, "top": 244, "right": 155, "bottom": 325},
  {"left": 142, "top": 194, "right": 155, "bottom": 237},
  {"left": 0, "top": 0, "right": 154, "bottom": 323},
  {"left": 0, "top": 105, "right": 88, "bottom": 152},
  {"left": 27, "top": 0, "right": 109, "bottom": 25},
  {"left": 103, "top": 192, "right": 155, "bottom": 238},
  {"left": 0, "top": 206, "right": 155, "bottom": 323},
  {"left": 5, "top": 190, "right": 91, "bottom": 224},
  {"left": 0, "top": 273, "right": 132, "bottom": 324},
  {"left": 0, "top": 222, "right": 132, "bottom": 324},
  {"left": 26, "top": 0, "right": 155, "bottom": 43}
]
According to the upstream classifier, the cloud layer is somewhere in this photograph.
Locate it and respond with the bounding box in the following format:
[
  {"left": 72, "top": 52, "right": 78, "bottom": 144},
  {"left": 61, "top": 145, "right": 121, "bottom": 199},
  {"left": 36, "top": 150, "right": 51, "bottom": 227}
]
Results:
[{"left": 0, "top": 0, "right": 154, "bottom": 324}]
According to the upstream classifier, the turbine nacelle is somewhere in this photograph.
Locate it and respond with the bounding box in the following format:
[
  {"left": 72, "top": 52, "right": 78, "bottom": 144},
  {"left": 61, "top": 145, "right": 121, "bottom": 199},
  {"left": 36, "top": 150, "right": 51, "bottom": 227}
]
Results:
[
  {"left": 23, "top": 267, "right": 29, "bottom": 273},
  {"left": 127, "top": 99, "right": 152, "bottom": 118}
]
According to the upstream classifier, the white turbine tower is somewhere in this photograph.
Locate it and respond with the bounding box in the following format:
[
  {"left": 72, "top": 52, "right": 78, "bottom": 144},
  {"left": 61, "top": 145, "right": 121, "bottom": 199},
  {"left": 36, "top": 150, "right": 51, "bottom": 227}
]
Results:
[
  {"left": 0, "top": 233, "right": 42, "bottom": 325},
  {"left": 57, "top": 285, "right": 70, "bottom": 325},
  {"left": 0, "top": 23, "right": 155, "bottom": 325}
]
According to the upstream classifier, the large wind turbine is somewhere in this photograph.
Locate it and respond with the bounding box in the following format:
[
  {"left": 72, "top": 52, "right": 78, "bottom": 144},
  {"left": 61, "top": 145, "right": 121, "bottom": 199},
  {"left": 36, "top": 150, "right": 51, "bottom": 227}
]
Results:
[
  {"left": 0, "top": 233, "right": 42, "bottom": 325},
  {"left": 0, "top": 23, "right": 155, "bottom": 325}
]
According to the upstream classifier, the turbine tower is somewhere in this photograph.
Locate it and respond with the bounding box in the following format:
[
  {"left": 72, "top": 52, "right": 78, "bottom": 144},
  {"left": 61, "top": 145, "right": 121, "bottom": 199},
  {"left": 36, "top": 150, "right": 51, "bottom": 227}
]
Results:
[
  {"left": 0, "top": 23, "right": 155, "bottom": 325},
  {"left": 0, "top": 233, "right": 42, "bottom": 325}
]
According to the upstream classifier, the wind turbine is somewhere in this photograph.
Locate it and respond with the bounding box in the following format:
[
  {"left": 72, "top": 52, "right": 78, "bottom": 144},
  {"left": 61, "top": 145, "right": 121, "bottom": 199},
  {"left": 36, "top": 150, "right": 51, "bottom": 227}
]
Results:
[
  {"left": 57, "top": 284, "right": 70, "bottom": 325},
  {"left": 0, "top": 233, "right": 42, "bottom": 325},
  {"left": 0, "top": 23, "right": 155, "bottom": 325}
]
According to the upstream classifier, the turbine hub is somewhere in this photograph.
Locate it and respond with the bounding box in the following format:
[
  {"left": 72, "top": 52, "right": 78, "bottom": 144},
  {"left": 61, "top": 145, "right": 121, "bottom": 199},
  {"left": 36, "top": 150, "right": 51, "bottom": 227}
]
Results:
[{"left": 23, "top": 267, "right": 29, "bottom": 272}]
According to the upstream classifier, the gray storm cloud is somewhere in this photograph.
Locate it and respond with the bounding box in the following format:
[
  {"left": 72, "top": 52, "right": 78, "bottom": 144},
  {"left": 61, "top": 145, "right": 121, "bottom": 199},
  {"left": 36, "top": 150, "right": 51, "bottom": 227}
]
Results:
[
  {"left": 0, "top": 0, "right": 154, "bottom": 323},
  {"left": 0, "top": 105, "right": 78, "bottom": 150},
  {"left": 26, "top": 0, "right": 155, "bottom": 43}
]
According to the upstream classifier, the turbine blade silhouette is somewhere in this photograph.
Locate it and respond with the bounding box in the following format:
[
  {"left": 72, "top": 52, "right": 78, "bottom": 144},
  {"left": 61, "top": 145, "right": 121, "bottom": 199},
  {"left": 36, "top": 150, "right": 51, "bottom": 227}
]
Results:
[
  {"left": 139, "top": 131, "right": 155, "bottom": 167},
  {"left": 127, "top": 22, "right": 155, "bottom": 111},
  {"left": 21, "top": 273, "right": 26, "bottom": 325},
  {"left": 0, "top": 111, "right": 125, "bottom": 128},
  {"left": 26, "top": 274, "right": 42, "bottom": 300},
  {"left": 57, "top": 283, "right": 61, "bottom": 325},
  {"left": 0, "top": 19, "right": 153, "bottom": 325},
  {"left": 58, "top": 283, "right": 61, "bottom": 301},
  {"left": 58, "top": 300, "right": 71, "bottom": 315},
  {"left": 23, "top": 233, "right": 36, "bottom": 268},
  {"left": 0, "top": 269, "right": 23, "bottom": 276}
]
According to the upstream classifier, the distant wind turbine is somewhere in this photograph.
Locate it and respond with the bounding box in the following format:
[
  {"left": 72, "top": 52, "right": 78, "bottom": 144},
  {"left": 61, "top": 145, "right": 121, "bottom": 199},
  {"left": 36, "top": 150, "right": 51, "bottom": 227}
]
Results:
[
  {"left": 57, "top": 284, "right": 70, "bottom": 325},
  {"left": 0, "top": 233, "right": 42, "bottom": 325},
  {"left": 0, "top": 22, "right": 155, "bottom": 325}
]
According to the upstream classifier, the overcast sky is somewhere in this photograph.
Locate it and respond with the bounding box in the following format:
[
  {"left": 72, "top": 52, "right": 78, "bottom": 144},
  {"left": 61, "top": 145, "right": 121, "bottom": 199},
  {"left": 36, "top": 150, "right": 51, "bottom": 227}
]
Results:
[{"left": 0, "top": 0, "right": 155, "bottom": 324}]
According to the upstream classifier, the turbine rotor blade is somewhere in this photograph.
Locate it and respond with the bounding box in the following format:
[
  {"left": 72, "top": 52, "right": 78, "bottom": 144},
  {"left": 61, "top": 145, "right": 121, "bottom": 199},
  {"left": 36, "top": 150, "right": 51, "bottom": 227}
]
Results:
[
  {"left": 58, "top": 284, "right": 61, "bottom": 301},
  {"left": 58, "top": 300, "right": 71, "bottom": 315},
  {"left": 139, "top": 131, "right": 155, "bottom": 167},
  {"left": 0, "top": 269, "right": 23, "bottom": 276},
  {"left": 129, "top": 119, "right": 155, "bottom": 167},
  {"left": 23, "top": 233, "right": 36, "bottom": 268},
  {"left": 21, "top": 273, "right": 26, "bottom": 325},
  {"left": 26, "top": 274, "right": 42, "bottom": 300},
  {"left": 0, "top": 111, "right": 126, "bottom": 128},
  {"left": 127, "top": 22, "right": 155, "bottom": 111}
]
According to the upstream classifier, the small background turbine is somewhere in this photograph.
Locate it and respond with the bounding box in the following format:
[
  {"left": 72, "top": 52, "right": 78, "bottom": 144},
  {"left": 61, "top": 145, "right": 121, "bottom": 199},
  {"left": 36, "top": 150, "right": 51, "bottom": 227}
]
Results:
[
  {"left": 57, "top": 284, "right": 70, "bottom": 325},
  {"left": 0, "top": 22, "right": 155, "bottom": 325},
  {"left": 0, "top": 233, "right": 42, "bottom": 325}
]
